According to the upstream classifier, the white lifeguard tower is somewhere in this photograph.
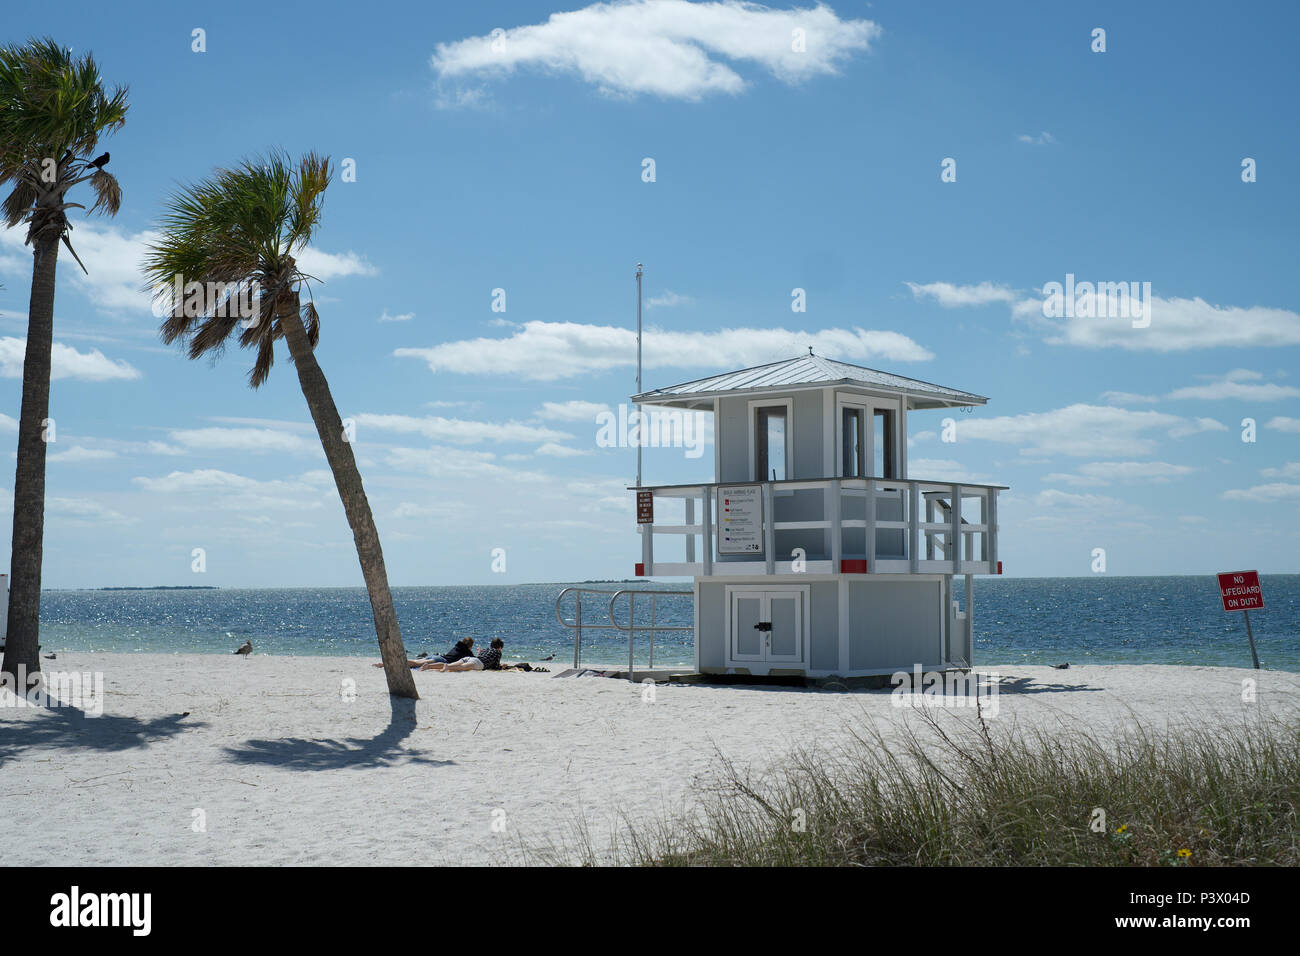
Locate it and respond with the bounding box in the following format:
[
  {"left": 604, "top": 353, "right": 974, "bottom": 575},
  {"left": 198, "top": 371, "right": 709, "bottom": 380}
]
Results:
[{"left": 631, "top": 353, "right": 1005, "bottom": 678}]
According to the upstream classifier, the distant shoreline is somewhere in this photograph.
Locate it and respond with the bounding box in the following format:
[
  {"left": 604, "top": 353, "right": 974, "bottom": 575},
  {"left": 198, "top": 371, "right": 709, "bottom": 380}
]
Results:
[{"left": 37, "top": 572, "right": 1300, "bottom": 592}]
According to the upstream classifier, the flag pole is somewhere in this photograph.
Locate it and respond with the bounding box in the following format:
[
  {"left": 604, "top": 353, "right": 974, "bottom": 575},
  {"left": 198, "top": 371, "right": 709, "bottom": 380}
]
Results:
[{"left": 636, "top": 262, "right": 643, "bottom": 489}]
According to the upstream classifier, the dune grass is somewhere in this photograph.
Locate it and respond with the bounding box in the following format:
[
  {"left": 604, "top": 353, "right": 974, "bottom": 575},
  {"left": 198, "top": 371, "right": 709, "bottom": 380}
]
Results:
[{"left": 545, "top": 705, "right": 1300, "bottom": 866}]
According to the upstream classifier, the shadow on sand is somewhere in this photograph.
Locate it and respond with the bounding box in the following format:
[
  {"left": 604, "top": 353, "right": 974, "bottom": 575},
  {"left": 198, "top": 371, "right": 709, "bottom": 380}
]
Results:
[
  {"left": 989, "top": 675, "right": 1104, "bottom": 696},
  {"left": 0, "top": 700, "right": 202, "bottom": 768},
  {"left": 222, "top": 696, "right": 455, "bottom": 772}
]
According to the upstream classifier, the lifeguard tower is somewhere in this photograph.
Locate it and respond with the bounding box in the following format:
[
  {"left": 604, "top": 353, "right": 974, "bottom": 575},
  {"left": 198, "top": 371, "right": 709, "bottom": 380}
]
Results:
[{"left": 631, "top": 353, "right": 1005, "bottom": 678}]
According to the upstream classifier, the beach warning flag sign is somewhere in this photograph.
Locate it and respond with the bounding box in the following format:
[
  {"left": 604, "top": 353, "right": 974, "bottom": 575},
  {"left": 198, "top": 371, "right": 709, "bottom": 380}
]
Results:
[
  {"left": 1217, "top": 570, "right": 1264, "bottom": 612},
  {"left": 636, "top": 489, "right": 654, "bottom": 525}
]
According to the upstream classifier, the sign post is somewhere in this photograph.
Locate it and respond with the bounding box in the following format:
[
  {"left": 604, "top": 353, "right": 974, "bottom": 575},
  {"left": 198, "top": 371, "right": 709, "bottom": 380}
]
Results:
[{"left": 1216, "top": 570, "right": 1264, "bottom": 669}]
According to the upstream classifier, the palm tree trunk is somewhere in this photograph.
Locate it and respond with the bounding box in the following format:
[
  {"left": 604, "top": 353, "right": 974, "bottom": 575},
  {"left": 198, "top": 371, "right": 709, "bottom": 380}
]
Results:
[
  {"left": 2, "top": 234, "right": 60, "bottom": 686},
  {"left": 278, "top": 294, "right": 418, "bottom": 699}
]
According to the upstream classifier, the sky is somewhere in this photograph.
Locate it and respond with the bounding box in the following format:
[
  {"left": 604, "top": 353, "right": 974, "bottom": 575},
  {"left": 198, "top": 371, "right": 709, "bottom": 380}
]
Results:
[{"left": 1, "top": 0, "right": 1297, "bottom": 588}]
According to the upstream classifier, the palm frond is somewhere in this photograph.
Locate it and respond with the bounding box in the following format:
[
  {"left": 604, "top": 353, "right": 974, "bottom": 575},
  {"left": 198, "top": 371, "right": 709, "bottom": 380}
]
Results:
[
  {"left": 0, "top": 38, "right": 128, "bottom": 190},
  {"left": 301, "top": 300, "right": 321, "bottom": 348},
  {"left": 1, "top": 177, "right": 38, "bottom": 228},
  {"left": 87, "top": 169, "right": 120, "bottom": 215},
  {"left": 143, "top": 149, "right": 334, "bottom": 387},
  {"left": 186, "top": 313, "right": 243, "bottom": 361},
  {"left": 249, "top": 328, "right": 276, "bottom": 388}
]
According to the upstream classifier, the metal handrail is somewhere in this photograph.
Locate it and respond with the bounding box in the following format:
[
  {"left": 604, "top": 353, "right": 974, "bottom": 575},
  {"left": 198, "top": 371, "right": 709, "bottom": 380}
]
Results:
[
  {"left": 607, "top": 589, "right": 693, "bottom": 680},
  {"left": 555, "top": 587, "right": 621, "bottom": 669},
  {"left": 554, "top": 586, "right": 692, "bottom": 679}
]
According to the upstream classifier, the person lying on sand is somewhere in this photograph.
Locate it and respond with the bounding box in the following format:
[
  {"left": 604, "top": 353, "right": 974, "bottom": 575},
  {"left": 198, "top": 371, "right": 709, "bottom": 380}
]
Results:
[
  {"left": 374, "top": 637, "right": 475, "bottom": 669},
  {"left": 419, "top": 637, "right": 503, "bottom": 672},
  {"left": 427, "top": 637, "right": 475, "bottom": 666}
]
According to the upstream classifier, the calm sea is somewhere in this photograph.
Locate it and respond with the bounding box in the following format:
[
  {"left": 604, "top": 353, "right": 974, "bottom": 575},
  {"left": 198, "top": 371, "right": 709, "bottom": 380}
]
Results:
[{"left": 32, "top": 576, "right": 1300, "bottom": 671}]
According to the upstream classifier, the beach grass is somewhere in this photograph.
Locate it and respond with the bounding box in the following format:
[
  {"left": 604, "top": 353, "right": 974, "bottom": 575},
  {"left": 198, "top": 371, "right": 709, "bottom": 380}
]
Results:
[{"left": 544, "top": 707, "right": 1300, "bottom": 866}]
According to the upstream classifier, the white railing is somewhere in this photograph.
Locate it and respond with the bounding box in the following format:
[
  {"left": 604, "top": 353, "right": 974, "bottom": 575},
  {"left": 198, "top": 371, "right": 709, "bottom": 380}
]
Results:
[{"left": 633, "top": 476, "right": 1004, "bottom": 577}]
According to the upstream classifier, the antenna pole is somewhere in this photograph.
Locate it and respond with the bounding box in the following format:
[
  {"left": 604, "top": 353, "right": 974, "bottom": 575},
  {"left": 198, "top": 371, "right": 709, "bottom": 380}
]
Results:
[{"left": 636, "top": 262, "right": 643, "bottom": 489}]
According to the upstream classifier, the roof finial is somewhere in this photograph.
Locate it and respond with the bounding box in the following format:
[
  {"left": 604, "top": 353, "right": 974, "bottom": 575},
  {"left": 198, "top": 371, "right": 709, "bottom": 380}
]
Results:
[{"left": 808, "top": 345, "right": 814, "bottom": 356}]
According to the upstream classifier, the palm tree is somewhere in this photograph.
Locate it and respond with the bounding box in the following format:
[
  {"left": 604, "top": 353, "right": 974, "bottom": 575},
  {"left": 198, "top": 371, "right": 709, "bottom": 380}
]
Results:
[
  {"left": 0, "top": 38, "right": 127, "bottom": 684},
  {"left": 142, "top": 152, "right": 418, "bottom": 699}
]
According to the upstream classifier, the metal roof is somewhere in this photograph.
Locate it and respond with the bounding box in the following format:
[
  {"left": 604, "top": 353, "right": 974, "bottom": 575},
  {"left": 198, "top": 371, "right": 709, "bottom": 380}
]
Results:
[{"left": 633, "top": 355, "right": 988, "bottom": 409}]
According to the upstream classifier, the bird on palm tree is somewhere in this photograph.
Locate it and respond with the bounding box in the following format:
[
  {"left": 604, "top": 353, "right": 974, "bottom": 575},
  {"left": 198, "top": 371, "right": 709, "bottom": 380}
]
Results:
[
  {"left": 142, "top": 151, "right": 418, "bottom": 699},
  {"left": 0, "top": 38, "right": 127, "bottom": 685}
]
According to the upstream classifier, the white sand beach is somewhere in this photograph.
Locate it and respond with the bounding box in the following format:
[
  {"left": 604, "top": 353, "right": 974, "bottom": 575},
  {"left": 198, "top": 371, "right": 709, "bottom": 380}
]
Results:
[{"left": 2, "top": 653, "right": 1297, "bottom": 866}]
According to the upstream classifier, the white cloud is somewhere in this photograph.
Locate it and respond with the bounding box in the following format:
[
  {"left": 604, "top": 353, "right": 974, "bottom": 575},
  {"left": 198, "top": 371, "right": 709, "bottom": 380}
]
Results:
[
  {"left": 1, "top": 223, "right": 159, "bottom": 315},
  {"left": 536, "top": 442, "right": 594, "bottom": 457},
  {"left": 906, "top": 281, "right": 1017, "bottom": 308},
  {"left": 1100, "top": 391, "right": 1159, "bottom": 405},
  {"left": 431, "top": 0, "right": 881, "bottom": 101},
  {"left": 0, "top": 488, "right": 124, "bottom": 521},
  {"left": 1017, "top": 131, "right": 1056, "bottom": 145},
  {"left": 537, "top": 400, "right": 611, "bottom": 421},
  {"left": 1260, "top": 462, "right": 1300, "bottom": 479},
  {"left": 955, "top": 404, "right": 1223, "bottom": 458},
  {"left": 0, "top": 337, "right": 140, "bottom": 381},
  {"left": 47, "top": 446, "right": 118, "bottom": 464},
  {"left": 918, "top": 275, "right": 1300, "bottom": 353},
  {"left": 1165, "top": 370, "right": 1299, "bottom": 402},
  {"left": 396, "top": 321, "right": 931, "bottom": 381},
  {"left": 391, "top": 502, "right": 456, "bottom": 520},
  {"left": 67, "top": 225, "right": 165, "bottom": 313},
  {"left": 385, "top": 445, "right": 535, "bottom": 480},
  {"left": 646, "top": 290, "right": 693, "bottom": 309},
  {"left": 295, "top": 247, "right": 377, "bottom": 280},
  {"left": 1033, "top": 488, "right": 1127, "bottom": 511},
  {"left": 1167, "top": 417, "right": 1227, "bottom": 438},
  {"left": 1043, "top": 461, "right": 1196, "bottom": 487},
  {"left": 48, "top": 496, "right": 126, "bottom": 522},
  {"left": 379, "top": 310, "right": 414, "bottom": 323},
  {"left": 1264, "top": 416, "right": 1300, "bottom": 433},
  {"left": 207, "top": 416, "right": 314, "bottom": 432},
  {"left": 1035, "top": 295, "right": 1300, "bottom": 351},
  {"left": 354, "top": 413, "right": 571, "bottom": 444},
  {"left": 0, "top": 413, "right": 16, "bottom": 432},
  {"left": 905, "top": 458, "right": 992, "bottom": 484},
  {"left": 169, "top": 427, "right": 319, "bottom": 455},
  {"left": 1222, "top": 482, "right": 1300, "bottom": 503},
  {"left": 132, "top": 468, "right": 326, "bottom": 511}
]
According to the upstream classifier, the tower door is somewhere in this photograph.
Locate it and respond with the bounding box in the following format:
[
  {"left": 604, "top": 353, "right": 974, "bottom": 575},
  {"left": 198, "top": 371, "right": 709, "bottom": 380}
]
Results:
[
  {"left": 727, "top": 588, "right": 806, "bottom": 667},
  {"left": 729, "top": 592, "right": 766, "bottom": 662},
  {"left": 766, "top": 592, "right": 803, "bottom": 663}
]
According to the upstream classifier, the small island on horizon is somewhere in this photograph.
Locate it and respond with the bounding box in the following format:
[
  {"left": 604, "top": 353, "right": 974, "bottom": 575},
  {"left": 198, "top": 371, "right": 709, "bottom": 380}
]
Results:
[{"left": 93, "top": 586, "right": 220, "bottom": 591}]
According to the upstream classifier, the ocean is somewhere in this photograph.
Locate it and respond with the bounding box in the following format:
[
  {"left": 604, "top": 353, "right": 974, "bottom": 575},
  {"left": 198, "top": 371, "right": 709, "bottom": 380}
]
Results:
[{"left": 31, "top": 575, "right": 1300, "bottom": 671}]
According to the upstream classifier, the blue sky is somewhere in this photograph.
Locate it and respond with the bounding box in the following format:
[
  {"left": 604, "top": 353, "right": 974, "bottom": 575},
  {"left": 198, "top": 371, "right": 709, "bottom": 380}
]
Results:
[{"left": 1, "top": 0, "right": 1297, "bottom": 588}]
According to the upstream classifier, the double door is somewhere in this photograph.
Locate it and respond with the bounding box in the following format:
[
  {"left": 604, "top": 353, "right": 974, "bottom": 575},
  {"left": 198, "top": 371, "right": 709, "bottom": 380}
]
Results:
[{"left": 727, "top": 588, "right": 805, "bottom": 666}]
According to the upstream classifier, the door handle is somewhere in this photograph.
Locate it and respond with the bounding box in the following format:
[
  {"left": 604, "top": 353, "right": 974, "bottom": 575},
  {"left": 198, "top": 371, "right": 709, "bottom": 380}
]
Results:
[{"left": 753, "top": 622, "right": 772, "bottom": 632}]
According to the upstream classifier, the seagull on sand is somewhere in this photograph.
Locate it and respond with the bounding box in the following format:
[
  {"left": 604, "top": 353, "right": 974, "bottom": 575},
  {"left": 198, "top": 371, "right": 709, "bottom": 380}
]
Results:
[{"left": 234, "top": 640, "right": 253, "bottom": 657}]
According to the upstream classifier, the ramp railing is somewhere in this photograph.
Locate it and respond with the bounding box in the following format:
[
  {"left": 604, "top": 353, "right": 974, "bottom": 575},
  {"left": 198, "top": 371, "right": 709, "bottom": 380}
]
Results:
[{"left": 554, "top": 586, "right": 692, "bottom": 679}]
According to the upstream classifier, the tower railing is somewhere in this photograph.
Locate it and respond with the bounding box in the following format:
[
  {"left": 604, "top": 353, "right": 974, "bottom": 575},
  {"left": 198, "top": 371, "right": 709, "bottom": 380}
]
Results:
[{"left": 631, "top": 476, "right": 1005, "bottom": 577}]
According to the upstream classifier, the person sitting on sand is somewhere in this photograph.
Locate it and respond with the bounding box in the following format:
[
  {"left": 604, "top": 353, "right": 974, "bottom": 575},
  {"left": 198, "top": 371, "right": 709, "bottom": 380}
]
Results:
[
  {"left": 374, "top": 637, "right": 474, "bottom": 670},
  {"left": 419, "top": 637, "right": 504, "bottom": 672}
]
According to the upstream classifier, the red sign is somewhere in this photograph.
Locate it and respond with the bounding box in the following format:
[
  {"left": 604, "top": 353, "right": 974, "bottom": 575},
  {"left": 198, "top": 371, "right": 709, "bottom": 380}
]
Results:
[
  {"left": 636, "top": 490, "right": 654, "bottom": 525},
  {"left": 1217, "top": 570, "right": 1264, "bottom": 612}
]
